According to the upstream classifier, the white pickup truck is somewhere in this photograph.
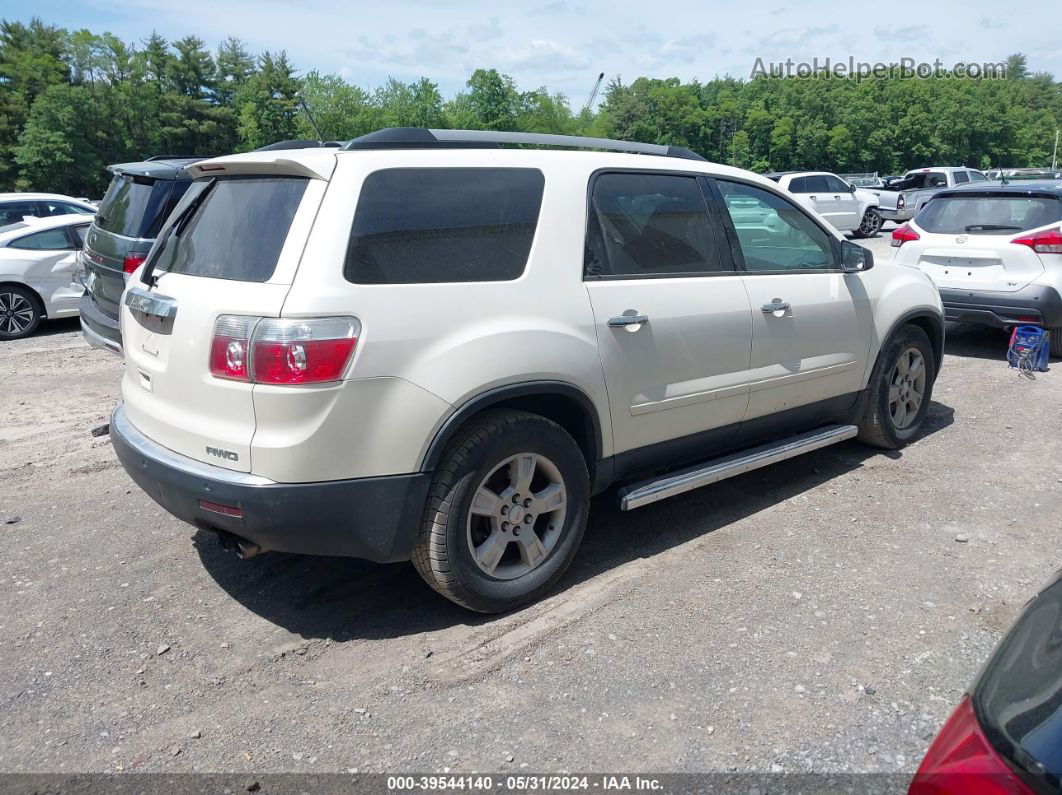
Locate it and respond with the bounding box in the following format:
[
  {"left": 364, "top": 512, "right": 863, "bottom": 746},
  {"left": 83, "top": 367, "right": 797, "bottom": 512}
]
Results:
[
  {"left": 766, "top": 171, "right": 883, "bottom": 237},
  {"left": 877, "top": 166, "right": 990, "bottom": 222}
]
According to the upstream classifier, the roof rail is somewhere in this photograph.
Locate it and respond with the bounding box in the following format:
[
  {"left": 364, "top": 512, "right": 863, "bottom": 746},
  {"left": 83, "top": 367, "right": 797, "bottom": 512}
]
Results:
[
  {"left": 145, "top": 154, "right": 203, "bottom": 161},
  {"left": 341, "top": 127, "right": 706, "bottom": 161},
  {"left": 255, "top": 139, "right": 346, "bottom": 152}
]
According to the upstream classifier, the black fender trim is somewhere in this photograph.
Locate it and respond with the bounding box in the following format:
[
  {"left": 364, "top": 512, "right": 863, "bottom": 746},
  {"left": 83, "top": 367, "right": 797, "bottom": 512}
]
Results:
[
  {"left": 876, "top": 308, "right": 946, "bottom": 378},
  {"left": 420, "top": 380, "right": 606, "bottom": 475}
]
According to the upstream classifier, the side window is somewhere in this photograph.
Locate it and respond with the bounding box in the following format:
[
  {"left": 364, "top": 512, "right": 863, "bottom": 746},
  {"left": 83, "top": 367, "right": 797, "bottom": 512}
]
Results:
[
  {"left": 345, "top": 168, "right": 544, "bottom": 284},
  {"left": 8, "top": 228, "right": 75, "bottom": 251},
  {"left": 968, "top": 170, "right": 988, "bottom": 182},
  {"left": 953, "top": 171, "right": 970, "bottom": 184},
  {"left": 585, "top": 172, "right": 724, "bottom": 278},
  {"left": 715, "top": 179, "right": 835, "bottom": 272},
  {"left": 825, "top": 175, "right": 851, "bottom": 192},
  {"left": 788, "top": 176, "right": 808, "bottom": 193},
  {"left": 38, "top": 200, "right": 90, "bottom": 216},
  {"left": 803, "top": 175, "right": 830, "bottom": 193},
  {"left": 72, "top": 224, "right": 89, "bottom": 248},
  {"left": 927, "top": 172, "right": 948, "bottom": 188},
  {"left": 0, "top": 202, "right": 39, "bottom": 226}
]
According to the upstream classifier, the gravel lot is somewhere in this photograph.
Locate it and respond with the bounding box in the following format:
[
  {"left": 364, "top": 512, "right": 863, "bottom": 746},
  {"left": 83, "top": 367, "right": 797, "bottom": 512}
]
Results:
[{"left": 2, "top": 231, "right": 1060, "bottom": 780}]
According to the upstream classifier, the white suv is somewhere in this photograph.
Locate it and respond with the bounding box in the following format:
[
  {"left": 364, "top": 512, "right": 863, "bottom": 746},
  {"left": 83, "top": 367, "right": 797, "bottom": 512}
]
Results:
[
  {"left": 109, "top": 128, "right": 944, "bottom": 612},
  {"left": 767, "top": 171, "right": 884, "bottom": 238}
]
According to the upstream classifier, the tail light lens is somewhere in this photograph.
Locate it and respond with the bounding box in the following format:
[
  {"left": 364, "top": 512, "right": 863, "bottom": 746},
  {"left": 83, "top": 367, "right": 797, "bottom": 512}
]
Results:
[
  {"left": 123, "top": 252, "right": 148, "bottom": 274},
  {"left": 209, "top": 315, "right": 257, "bottom": 382},
  {"left": 209, "top": 316, "right": 360, "bottom": 385},
  {"left": 909, "top": 695, "right": 1033, "bottom": 794},
  {"left": 898, "top": 192, "right": 906, "bottom": 209},
  {"left": 1012, "top": 227, "right": 1062, "bottom": 254},
  {"left": 892, "top": 222, "right": 921, "bottom": 247}
]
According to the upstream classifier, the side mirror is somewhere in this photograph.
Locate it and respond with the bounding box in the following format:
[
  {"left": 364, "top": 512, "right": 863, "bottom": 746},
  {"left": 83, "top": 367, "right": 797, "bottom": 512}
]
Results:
[
  {"left": 848, "top": 183, "right": 857, "bottom": 193},
  {"left": 841, "top": 239, "right": 873, "bottom": 272}
]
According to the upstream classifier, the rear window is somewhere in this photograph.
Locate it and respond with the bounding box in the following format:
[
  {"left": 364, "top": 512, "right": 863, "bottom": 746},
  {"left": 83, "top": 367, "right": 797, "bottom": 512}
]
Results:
[
  {"left": 916, "top": 195, "right": 1062, "bottom": 234},
  {"left": 154, "top": 177, "right": 308, "bottom": 283},
  {"left": 973, "top": 574, "right": 1062, "bottom": 790},
  {"left": 96, "top": 175, "right": 188, "bottom": 239},
  {"left": 345, "top": 168, "right": 545, "bottom": 284}
]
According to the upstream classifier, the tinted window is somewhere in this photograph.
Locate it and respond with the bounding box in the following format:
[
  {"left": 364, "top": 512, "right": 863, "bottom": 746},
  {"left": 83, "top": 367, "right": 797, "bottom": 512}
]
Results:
[
  {"left": 968, "top": 170, "right": 988, "bottom": 182},
  {"left": 154, "top": 177, "right": 308, "bottom": 283},
  {"left": 824, "top": 175, "right": 851, "bottom": 192},
  {"left": 953, "top": 171, "right": 970, "bottom": 184},
  {"left": 72, "top": 224, "right": 89, "bottom": 247},
  {"left": 96, "top": 175, "right": 182, "bottom": 238},
  {"left": 586, "top": 173, "right": 723, "bottom": 278},
  {"left": 917, "top": 195, "right": 1062, "bottom": 234},
  {"left": 9, "top": 228, "right": 74, "bottom": 250},
  {"left": 0, "top": 202, "right": 38, "bottom": 225},
  {"left": 39, "top": 200, "right": 92, "bottom": 217},
  {"left": 803, "top": 175, "right": 830, "bottom": 193},
  {"left": 346, "top": 168, "right": 544, "bottom": 284},
  {"left": 973, "top": 575, "right": 1062, "bottom": 788},
  {"left": 716, "top": 180, "right": 834, "bottom": 272},
  {"left": 788, "top": 176, "right": 808, "bottom": 193}
]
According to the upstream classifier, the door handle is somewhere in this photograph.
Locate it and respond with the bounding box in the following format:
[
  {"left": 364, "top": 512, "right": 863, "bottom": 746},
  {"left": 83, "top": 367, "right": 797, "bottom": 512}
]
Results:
[
  {"left": 608, "top": 313, "right": 649, "bottom": 328},
  {"left": 809, "top": 195, "right": 817, "bottom": 200},
  {"left": 761, "top": 300, "right": 790, "bottom": 313}
]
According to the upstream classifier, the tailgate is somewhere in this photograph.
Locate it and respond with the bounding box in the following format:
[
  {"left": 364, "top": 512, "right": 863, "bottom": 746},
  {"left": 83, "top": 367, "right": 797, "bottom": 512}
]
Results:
[
  {"left": 119, "top": 169, "right": 330, "bottom": 473},
  {"left": 914, "top": 241, "right": 1044, "bottom": 293}
]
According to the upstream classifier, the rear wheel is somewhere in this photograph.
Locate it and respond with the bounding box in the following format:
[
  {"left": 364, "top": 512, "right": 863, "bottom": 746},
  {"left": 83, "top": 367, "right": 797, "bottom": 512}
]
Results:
[
  {"left": 0, "top": 285, "right": 42, "bottom": 340},
  {"left": 852, "top": 208, "right": 883, "bottom": 238},
  {"left": 1049, "top": 326, "right": 1062, "bottom": 358},
  {"left": 411, "top": 410, "right": 589, "bottom": 613},
  {"left": 858, "top": 325, "right": 936, "bottom": 449}
]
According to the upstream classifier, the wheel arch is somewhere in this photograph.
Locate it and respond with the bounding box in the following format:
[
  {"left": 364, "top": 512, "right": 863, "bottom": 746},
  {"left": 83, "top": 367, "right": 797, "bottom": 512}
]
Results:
[
  {"left": 421, "top": 381, "right": 604, "bottom": 474},
  {"left": 877, "top": 309, "right": 945, "bottom": 376},
  {"left": 0, "top": 280, "right": 46, "bottom": 320}
]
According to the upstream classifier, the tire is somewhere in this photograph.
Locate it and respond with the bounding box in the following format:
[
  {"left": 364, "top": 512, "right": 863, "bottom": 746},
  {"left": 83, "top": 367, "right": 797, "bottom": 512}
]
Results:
[
  {"left": 852, "top": 207, "right": 883, "bottom": 239},
  {"left": 0, "top": 285, "right": 42, "bottom": 340},
  {"left": 411, "top": 409, "right": 590, "bottom": 613},
  {"left": 857, "top": 324, "right": 936, "bottom": 449},
  {"left": 1049, "top": 326, "right": 1062, "bottom": 358}
]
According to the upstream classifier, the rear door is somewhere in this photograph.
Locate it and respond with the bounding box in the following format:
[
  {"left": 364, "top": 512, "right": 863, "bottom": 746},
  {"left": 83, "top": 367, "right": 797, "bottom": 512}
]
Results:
[
  {"left": 903, "top": 193, "right": 1061, "bottom": 292},
  {"left": 120, "top": 169, "right": 331, "bottom": 473},
  {"left": 712, "top": 178, "right": 872, "bottom": 419},
  {"left": 583, "top": 171, "right": 753, "bottom": 455}
]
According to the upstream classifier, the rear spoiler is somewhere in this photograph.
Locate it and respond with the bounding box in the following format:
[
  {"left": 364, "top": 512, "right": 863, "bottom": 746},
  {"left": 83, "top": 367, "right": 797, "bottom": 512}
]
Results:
[{"left": 186, "top": 152, "right": 337, "bottom": 181}]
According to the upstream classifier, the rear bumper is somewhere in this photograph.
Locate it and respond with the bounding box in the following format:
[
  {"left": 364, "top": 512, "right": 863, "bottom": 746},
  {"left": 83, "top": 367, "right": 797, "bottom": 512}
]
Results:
[
  {"left": 880, "top": 206, "right": 912, "bottom": 221},
  {"left": 939, "top": 284, "right": 1062, "bottom": 328},
  {"left": 110, "top": 403, "right": 430, "bottom": 562},
  {"left": 79, "top": 294, "right": 122, "bottom": 354}
]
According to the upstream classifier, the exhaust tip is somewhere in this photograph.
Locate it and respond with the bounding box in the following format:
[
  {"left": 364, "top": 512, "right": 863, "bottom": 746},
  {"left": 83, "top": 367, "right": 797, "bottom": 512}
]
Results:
[{"left": 214, "top": 529, "right": 264, "bottom": 559}]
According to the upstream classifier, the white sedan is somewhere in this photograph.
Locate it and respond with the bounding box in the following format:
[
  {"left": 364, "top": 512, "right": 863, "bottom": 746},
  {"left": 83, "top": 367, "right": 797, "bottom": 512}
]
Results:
[{"left": 0, "top": 215, "right": 93, "bottom": 340}]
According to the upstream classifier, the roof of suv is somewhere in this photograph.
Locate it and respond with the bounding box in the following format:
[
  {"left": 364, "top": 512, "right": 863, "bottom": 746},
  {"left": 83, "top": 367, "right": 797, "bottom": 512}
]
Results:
[
  {"left": 107, "top": 157, "right": 208, "bottom": 180},
  {"left": 936, "top": 180, "right": 1062, "bottom": 199}
]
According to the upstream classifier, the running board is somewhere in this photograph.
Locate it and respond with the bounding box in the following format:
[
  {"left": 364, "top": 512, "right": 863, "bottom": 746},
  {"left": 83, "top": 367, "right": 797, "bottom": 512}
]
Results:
[{"left": 618, "top": 424, "right": 858, "bottom": 511}]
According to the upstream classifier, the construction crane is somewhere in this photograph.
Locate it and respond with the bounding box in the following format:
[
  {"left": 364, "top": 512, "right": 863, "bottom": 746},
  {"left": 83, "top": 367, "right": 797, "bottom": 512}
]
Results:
[{"left": 583, "top": 72, "right": 605, "bottom": 112}]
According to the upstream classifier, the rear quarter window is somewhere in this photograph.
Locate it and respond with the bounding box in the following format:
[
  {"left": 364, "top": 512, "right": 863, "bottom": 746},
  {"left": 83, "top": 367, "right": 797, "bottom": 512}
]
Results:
[{"left": 344, "top": 168, "right": 545, "bottom": 284}]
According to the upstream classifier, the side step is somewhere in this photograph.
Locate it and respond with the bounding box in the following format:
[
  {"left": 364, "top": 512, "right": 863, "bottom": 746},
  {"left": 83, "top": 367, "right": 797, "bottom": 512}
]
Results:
[{"left": 618, "top": 424, "right": 858, "bottom": 511}]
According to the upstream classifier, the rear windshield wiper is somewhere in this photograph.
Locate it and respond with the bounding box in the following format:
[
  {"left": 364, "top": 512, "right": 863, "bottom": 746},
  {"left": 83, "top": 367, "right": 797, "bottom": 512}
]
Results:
[
  {"left": 140, "top": 178, "right": 216, "bottom": 288},
  {"left": 965, "top": 224, "right": 1023, "bottom": 231}
]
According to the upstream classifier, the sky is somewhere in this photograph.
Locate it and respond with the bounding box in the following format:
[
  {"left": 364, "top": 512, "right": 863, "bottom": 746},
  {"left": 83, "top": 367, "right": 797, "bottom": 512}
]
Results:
[{"left": 5, "top": 0, "right": 1060, "bottom": 105}]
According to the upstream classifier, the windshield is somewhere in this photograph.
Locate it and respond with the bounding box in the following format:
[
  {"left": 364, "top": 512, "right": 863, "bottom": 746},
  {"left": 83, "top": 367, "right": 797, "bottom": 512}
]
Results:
[
  {"left": 916, "top": 195, "right": 1062, "bottom": 234},
  {"left": 153, "top": 176, "right": 308, "bottom": 283},
  {"left": 96, "top": 174, "right": 187, "bottom": 239}
]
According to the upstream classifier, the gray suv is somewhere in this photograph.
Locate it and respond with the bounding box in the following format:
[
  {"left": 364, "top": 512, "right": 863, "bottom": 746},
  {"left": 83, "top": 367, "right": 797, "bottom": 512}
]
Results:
[{"left": 79, "top": 156, "right": 205, "bottom": 352}]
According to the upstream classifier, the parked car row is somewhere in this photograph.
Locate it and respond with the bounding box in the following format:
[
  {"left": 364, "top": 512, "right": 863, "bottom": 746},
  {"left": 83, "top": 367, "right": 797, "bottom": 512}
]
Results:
[{"left": 765, "top": 171, "right": 884, "bottom": 237}]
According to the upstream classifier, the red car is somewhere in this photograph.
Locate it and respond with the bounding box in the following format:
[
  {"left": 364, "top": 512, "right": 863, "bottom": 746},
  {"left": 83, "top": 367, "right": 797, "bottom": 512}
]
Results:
[{"left": 910, "top": 569, "right": 1062, "bottom": 794}]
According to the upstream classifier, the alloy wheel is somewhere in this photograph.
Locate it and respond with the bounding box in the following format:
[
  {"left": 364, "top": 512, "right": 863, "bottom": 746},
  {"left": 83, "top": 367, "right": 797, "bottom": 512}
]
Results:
[
  {"left": 860, "top": 210, "right": 882, "bottom": 236},
  {"left": 0, "top": 292, "right": 35, "bottom": 336},
  {"left": 889, "top": 347, "right": 926, "bottom": 429},
  {"left": 466, "top": 452, "right": 568, "bottom": 580}
]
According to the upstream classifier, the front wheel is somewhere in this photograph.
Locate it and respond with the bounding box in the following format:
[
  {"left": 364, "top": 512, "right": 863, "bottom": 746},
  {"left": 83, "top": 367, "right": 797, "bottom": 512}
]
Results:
[
  {"left": 0, "top": 285, "right": 42, "bottom": 340},
  {"left": 411, "top": 409, "right": 590, "bottom": 613},
  {"left": 852, "top": 208, "right": 883, "bottom": 238},
  {"left": 858, "top": 325, "right": 936, "bottom": 449}
]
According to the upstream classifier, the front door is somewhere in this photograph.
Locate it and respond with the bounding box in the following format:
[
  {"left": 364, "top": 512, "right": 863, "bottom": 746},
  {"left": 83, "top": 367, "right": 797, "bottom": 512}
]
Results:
[
  {"left": 584, "top": 171, "right": 753, "bottom": 457},
  {"left": 712, "top": 178, "right": 873, "bottom": 421},
  {"left": 826, "top": 174, "right": 861, "bottom": 231}
]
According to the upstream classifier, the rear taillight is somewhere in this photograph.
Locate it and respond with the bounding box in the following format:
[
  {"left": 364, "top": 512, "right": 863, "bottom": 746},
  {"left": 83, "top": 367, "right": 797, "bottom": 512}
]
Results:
[
  {"left": 123, "top": 252, "right": 148, "bottom": 274},
  {"left": 892, "top": 222, "right": 921, "bottom": 247},
  {"left": 1012, "top": 227, "right": 1062, "bottom": 254},
  {"left": 898, "top": 192, "right": 906, "bottom": 209},
  {"left": 909, "top": 695, "right": 1033, "bottom": 794},
  {"left": 209, "top": 316, "right": 360, "bottom": 385}
]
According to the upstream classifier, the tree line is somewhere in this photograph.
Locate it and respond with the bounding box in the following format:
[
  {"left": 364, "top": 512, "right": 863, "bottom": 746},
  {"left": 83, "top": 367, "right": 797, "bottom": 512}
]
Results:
[{"left": 1, "top": 18, "right": 1058, "bottom": 197}]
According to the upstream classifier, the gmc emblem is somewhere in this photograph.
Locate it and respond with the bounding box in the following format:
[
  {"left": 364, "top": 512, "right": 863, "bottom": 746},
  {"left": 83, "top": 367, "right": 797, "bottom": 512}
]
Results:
[{"left": 206, "top": 446, "right": 239, "bottom": 462}]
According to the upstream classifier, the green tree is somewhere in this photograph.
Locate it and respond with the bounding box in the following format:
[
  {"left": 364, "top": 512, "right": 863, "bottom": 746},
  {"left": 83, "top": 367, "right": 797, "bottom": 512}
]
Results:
[{"left": 235, "top": 51, "right": 300, "bottom": 150}]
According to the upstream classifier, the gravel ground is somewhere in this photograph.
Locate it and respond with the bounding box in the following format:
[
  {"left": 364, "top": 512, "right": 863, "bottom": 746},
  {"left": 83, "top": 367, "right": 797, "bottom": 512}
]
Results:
[{"left": 1, "top": 233, "right": 1060, "bottom": 780}]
